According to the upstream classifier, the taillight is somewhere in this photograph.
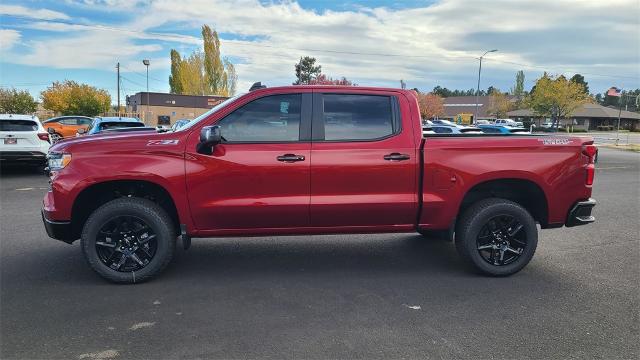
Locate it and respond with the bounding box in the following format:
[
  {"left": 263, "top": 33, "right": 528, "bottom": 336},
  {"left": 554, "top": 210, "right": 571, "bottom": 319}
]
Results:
[
  {"left": 586, "top": 164, "right": 595, "bottom": 185},
  {"left": 38, "top": 132, "right": 50, "bottom": 142},
  {"left": 582, "top": 144, "right": 597, "bottom": 163}
]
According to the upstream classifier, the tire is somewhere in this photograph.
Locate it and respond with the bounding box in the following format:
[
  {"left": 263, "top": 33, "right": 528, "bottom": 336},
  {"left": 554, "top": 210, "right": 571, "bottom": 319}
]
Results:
[
  {"left": 81, "top": 197, "right": 176, "bottom": 283},
  {"left": 50, "top": 132, "right": 63, "bottom": 144},
  {"left": 455, "top": 198, "right": 538, "bottom": 276}
]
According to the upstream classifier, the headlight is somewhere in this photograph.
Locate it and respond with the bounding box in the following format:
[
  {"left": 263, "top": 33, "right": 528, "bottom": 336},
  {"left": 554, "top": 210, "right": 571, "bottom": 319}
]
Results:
[{"left": 47, "top": 152, "right": 72, "bottom": 171}]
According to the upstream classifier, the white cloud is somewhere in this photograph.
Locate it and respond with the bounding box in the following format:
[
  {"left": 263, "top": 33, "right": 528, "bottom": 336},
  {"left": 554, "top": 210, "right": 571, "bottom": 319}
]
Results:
[
  {"left": 0, "top": 29, "right": 21, "bottom": 51},
  {"left": 2, "top": 0, "right": 639, "bottom": 93},
  {"left": 0, "top": 4, "right": 69, "bottom": 20}
]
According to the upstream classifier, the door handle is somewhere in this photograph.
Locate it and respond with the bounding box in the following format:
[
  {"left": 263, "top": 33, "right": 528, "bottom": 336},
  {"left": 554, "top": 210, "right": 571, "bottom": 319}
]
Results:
[
  {"left": 277, "top": 154, "right": 306, "bottom": 162},
  {"left": 383, "top": 153, "right": 410, "bottom": 161}
]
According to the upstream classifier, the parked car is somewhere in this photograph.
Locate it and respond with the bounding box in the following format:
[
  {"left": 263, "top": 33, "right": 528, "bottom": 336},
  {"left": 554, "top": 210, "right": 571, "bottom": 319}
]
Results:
[
  {"left": 43, "top": 116, "right": 94, "bottom": 142},
  {"left": 495, "top": 118, "right": 521, "bottom": 127},
  {"left": 478, "top": 124, "right": 531, "bottom": 134},
  {"left": 80, "top": 117, "right": 145, "bottom": 136},
  {"left": 42, "top": 85, "right": 596, "bottom": 283},
  {"left": 171, "top": 119, "right": 191, "bottom": 131},
  {"left": 431, "top": 119, "right": 458, "bottom": 127},
  {"left": 474, "top": 119, "right": 492, "bottom": 125},
  {"left": 0, "top": 114, "right": 50, "bottom": 166},
  {"left": 431, "top": 125, "right": 483, "bottom": 134}
]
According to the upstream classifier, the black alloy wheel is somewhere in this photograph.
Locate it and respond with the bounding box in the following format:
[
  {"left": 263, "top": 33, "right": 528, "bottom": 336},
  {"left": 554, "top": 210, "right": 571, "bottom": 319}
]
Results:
[
  {"left": 476, "top": 215, "right": 527, "bottom": 266},
  {"left": 95, "top": 215, "right": 158, "bottom": 272}
]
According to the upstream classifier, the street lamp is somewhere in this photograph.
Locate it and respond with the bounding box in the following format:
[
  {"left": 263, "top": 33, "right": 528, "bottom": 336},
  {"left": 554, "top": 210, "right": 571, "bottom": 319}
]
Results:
[
  {"left": 142, "top": 59, "right": 150, "bottom": 123},
  {"left": 474, "top": 49, "right": 497, "bottom": 124}
]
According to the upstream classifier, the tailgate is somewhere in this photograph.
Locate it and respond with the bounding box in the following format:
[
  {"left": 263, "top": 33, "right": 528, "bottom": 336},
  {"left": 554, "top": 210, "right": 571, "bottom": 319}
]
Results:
[{"left": 0, "top": 120, "right": 41, "bottom": 147}]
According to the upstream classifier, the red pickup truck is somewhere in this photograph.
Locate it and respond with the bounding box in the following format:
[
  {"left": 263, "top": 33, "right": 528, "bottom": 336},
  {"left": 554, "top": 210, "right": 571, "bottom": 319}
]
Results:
[{"left": 42, "top": 85, "right": 597, "bottom": 283}]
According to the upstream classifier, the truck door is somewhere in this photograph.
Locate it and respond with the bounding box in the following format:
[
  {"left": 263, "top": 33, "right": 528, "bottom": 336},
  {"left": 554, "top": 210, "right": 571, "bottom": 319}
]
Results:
[
  {"left": 185, "top": 92, "right": 312, "bottom": 230},
  {"left": 310, "top": 91, "right": 418, "bottom": 228}
]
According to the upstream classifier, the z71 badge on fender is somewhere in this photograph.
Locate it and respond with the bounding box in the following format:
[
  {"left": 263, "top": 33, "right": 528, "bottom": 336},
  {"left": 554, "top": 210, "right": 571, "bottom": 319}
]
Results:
[{"left": 147, "top": 139, "right": 179, "bottom": 146}]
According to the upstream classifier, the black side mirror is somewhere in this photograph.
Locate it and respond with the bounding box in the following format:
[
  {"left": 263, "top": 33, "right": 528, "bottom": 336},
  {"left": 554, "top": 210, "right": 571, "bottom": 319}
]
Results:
[
  {"left": 77, "top": 128, "right": 87, "bottom": 135},
  {"left": 197, "top": 125, "right": 222, "bottom": 155},
  {"left": 47, "top": 127, "right": 55, "bottom": 134}
]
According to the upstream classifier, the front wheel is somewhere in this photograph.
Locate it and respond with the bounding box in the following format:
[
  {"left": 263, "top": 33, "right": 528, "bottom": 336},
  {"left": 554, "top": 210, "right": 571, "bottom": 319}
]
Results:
[
  {"left": 81, "top": 197, "right": 176, "bottom": 283},
  {"left": 455, "top": 198, "right": 538, "bottom": 276}
]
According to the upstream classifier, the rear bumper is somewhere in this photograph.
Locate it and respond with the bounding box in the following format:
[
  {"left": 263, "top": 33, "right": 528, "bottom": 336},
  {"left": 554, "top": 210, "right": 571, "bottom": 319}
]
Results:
[
  {"left": 565, "top": 198, "right": 596, "bottom": 227},
  {"left": 0, "top": 151, "right": 47, "bottom": 163},
  {"left": 41, "top": 209, "right": 75, "bottom": 244}
]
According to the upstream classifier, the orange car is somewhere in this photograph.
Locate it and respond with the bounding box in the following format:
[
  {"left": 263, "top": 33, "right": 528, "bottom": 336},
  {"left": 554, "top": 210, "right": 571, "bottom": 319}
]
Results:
[{"left": 43, "top": 116, "right": 94, "bottom": 142}]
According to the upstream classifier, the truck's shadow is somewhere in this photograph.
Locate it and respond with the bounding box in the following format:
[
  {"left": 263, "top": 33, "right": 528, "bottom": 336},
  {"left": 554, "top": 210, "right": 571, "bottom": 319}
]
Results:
[{"left": 165, "top": 234, "right": 465, "bottom": 279}]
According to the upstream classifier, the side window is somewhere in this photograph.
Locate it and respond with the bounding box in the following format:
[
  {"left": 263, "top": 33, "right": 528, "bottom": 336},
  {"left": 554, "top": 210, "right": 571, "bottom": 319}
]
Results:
[
  {"left": 217, "top": 94, "right": 301, "bottom": 142},
  {"left": 322, "top": 94, "right": 395, "bottom": 141},
  {"left": 79, "top": 118, "right": 93, "bottom": 125},
  {"left": 60, "top": 118, "right": 78, "bottom": 125}
]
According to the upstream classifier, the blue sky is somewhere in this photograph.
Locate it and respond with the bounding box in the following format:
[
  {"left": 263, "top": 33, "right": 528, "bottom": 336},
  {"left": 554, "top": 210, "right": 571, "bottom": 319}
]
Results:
[{"left": 1, "top": 0, "right": 638, "bottom": 104}]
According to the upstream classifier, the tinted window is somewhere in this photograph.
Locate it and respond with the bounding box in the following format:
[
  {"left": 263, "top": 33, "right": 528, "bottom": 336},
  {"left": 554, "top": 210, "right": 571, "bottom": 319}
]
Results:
[
  {"left": 79, "top": 118, "right": 93, "bottom": 125},
  {"left": 60, "top": 118, "right": 78, "bottom": 125},
  {"left": 432, "top": 126, "right": 452, "bottom": 133},
  {"left": 99, "top": 122, "right": 144, "bottom": 130},
  {"left": 217, "top": 94, "right": 301, "bottom": 142},
  {"left": 322, "top": 94, "right": 394, "bottom": 140},
  {"left": 0, "top": 120, "right": 38, "bottom": 131}
]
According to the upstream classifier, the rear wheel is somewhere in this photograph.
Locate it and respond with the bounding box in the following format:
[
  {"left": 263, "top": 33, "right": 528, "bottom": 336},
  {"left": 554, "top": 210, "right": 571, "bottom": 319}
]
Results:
[
  {"left": 81, "top": 197, "right": 176, "bottom": 283},
  {"left": 455, "top": 198, "right": 538, "bottom": 276}
]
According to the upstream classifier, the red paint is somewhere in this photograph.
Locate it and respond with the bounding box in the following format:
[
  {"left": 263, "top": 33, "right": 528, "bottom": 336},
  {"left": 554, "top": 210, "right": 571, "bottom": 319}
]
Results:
[{"left": 43, "top": 86, "right": 594, "bottom": 240}]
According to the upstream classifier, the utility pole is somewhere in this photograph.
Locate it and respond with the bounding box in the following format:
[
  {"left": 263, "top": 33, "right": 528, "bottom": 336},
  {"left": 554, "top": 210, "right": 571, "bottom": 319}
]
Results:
[
  {"left": 143, "top": 59, "right": 150, "bottom": 124},
  {"left": 116, "top": 62, "right": 120, "bottom": 116},
  {"left": 474, "top": 49, "right": 497, "bottom": 124}
]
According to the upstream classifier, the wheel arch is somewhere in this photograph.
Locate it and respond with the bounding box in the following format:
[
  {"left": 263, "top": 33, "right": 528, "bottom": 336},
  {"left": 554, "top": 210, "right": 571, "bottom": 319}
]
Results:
[
  {"left": 70, "top": 179, "right": 181, "bottom": 239},
  {"left": 458, "top": 177, "right": 549, "bottom": 228}
]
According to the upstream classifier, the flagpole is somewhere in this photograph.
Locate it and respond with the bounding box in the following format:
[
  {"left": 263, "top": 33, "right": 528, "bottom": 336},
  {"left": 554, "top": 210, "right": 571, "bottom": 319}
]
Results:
[{"left": 615, "top": 87, "right": 623, "bottom": 146}]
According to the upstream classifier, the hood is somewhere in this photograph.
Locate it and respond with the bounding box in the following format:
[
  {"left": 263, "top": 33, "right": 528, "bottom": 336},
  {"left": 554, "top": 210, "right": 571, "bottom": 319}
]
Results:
[{"left": 50, "top": 129, "right": 182, "bottom": 153}]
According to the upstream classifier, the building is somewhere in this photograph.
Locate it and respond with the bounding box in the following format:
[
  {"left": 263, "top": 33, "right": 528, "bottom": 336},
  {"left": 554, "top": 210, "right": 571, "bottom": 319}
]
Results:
[
  {"left": 508, "top": 103, "right": 640, "bottom": 131},
  {"left": 441, "top": 96, "right": 517, "bottom": 123},
  {"left": 126, "top": 92, "right": 228, "bottom": 126}
]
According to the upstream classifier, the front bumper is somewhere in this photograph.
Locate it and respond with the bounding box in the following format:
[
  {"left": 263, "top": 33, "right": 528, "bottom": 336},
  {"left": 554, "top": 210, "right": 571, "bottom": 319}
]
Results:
[
  {"left": 0, "top": 151, "right": 47, "bottom": 163},
  {"left": 565, "top": 198, "right": 596, "bottom": 227},
  {"left": 41, "top": 209, "right": 75, "bottom": 244}
]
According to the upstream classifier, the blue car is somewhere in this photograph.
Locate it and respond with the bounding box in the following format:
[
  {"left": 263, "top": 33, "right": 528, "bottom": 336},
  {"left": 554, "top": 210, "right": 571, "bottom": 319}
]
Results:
[
  {"left": 82, "top": 117, "right": 146, "bottom": 136},
  {"left": 477, "top": 124, "right": 530, "bottom": 134},
  {"left": 431, "top": 125, "right": 483, "bottom": 134}
]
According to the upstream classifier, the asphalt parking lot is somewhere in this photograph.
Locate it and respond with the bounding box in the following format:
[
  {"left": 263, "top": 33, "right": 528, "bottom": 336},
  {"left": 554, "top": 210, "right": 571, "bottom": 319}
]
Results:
[{"left": 1, "top": 147, "right": 638, "bottom": 360}]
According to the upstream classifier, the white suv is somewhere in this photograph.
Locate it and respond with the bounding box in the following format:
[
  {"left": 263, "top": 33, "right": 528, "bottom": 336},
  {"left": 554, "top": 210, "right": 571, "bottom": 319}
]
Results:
[
  {"left": 495, "top": 118, "right": 523, "bottom": 128},
  {"left": 0, "top": 114, "right": 50, "bottom": 166}
]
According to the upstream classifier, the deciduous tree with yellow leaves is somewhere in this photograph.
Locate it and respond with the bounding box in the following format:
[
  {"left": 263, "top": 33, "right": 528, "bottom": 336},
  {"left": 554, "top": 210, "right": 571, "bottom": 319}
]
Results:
[
  {"left": 41, "top": 80, "right": 111, "bottom": 117},
  {"left": 526, "top": 74, "right": 590, "bottom": 127}
]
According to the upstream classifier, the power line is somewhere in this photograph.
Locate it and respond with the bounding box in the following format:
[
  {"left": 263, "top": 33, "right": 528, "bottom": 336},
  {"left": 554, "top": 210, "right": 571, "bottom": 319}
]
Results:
[
  {"left": 2, "top": 14, "right": 638, "bottom": 81},
  {"left": 120, "top": 64, "right": 165, "bottom": 84}
]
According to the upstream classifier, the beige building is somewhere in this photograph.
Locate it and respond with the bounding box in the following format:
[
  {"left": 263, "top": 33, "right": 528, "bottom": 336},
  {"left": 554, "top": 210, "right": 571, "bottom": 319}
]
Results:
[{"left": 126, "top": 92, "right": 228, "bottom": 126}]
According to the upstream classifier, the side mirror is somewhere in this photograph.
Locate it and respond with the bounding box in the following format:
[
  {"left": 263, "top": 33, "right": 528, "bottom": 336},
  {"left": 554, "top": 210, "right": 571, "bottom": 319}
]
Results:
[
  {"left": 47, "top": 127, "right": 55, "bottom": 134},
  {"left": 197, "top": 125, "right": 222, "bottom": 155},
  {"left": 77, "top": 128, "right": 87, "bottom": 135}
]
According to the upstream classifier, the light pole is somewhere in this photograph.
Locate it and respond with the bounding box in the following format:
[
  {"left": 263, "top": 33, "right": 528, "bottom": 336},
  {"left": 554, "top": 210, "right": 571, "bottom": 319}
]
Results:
[
  {"left": 474, "top": 49, "right": 497, "bottom": 124},
  {"left": 142, "top": 59, "right": 150, "bottom": 123}
]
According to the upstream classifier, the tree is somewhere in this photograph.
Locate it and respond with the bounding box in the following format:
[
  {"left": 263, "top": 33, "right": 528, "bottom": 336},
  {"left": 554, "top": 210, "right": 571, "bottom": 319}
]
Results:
[
  {"left": 169, "top": 49, "right": 184, "bottom": 94},
  {"left": 308, "top": 74, "right": 356, "bottom": 86},
  {"left": 525, "top": 74, "right": 589, "bottom": 128},
  {"left": 41, "top": 80, "right": 111, "bottom": 117},
  {"left": 511, "top": 70, "right": 525, "bottom": 96},
  {"left": 293, "top": 56, "right": 321, "bottom": 85},
  {"left": 168, "top": 25, "right": 237, "bottom": 96},
  {"left": 416, "top": 92, "right": 444, "bottom": 119},
  {"left": 0, "top": 88, "right": 38, "bottom": 114},
  {"left": 487, "top": 90, "right": 514, "bottom": 118},
  {"left": 570, "top": 74, "right": 589, "bottom": 94}
]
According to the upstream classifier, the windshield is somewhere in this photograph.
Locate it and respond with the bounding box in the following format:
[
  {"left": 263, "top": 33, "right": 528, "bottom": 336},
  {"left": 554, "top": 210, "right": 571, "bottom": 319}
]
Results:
[{"left": 177, "top": 94, "right": 244, "bottom": 131}]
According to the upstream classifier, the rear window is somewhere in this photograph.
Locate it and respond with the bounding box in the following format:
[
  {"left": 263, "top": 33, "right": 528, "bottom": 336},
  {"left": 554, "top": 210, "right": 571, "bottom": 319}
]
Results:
[
  {"left": 322, "top": 94, "right": 395, "bottom": 141},
  {"left": 0, "top": 120, "right": 38, "bottom": 131},
  {"left": 99, "top": 122, "right": 144, "bottom": 131}
]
